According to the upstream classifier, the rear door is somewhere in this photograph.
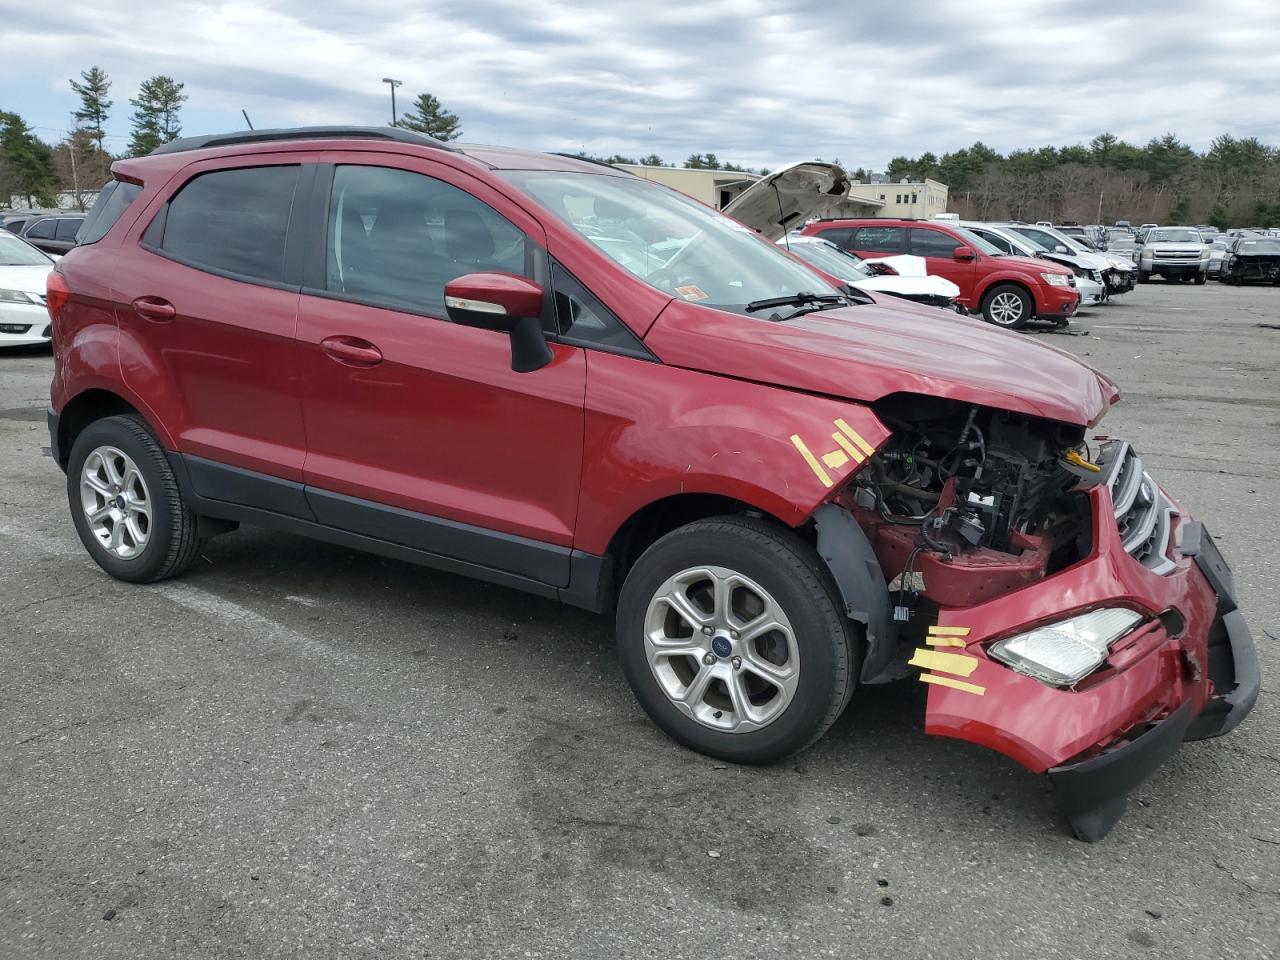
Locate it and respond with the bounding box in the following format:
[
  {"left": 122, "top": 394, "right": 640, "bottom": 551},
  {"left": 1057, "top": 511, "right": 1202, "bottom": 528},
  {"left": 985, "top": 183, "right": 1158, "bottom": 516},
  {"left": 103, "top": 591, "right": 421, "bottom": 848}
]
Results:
[
  {"left": 294, "top": 156, "right": 586, "bottom": 585},
  {"left": 111, "top": 156, "right": 312, "bottom": 499},
  {"left": 907, "top": 226, "right": 977, "bottom": 295}
]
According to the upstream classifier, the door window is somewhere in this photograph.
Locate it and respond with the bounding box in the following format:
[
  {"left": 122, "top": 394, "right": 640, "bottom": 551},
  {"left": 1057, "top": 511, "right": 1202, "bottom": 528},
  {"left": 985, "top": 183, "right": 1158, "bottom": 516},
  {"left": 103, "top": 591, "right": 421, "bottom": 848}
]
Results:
[
  {"left": 814, "top": 227, "right": 853, "bottom": 248},
  {"left": 972, "top": 229, "right": 1013, "bottom": 254},
  {"left": 851, "top": 226, "right": 905, "bottom": 253},
  {"left": 151, "top": 165, "right": 300, "bottom": 283},
  {"left": 909, "top": 227, "right": 961, "bottom": 257},
  {"left": 325, "top": 165, "right": 527, "bottom": 318},
  {"left": 54, "top": 218, "right": 83, "bottom": 241},
  {"left": 25, "top": 219, "right": 56, "bottom": 240}
]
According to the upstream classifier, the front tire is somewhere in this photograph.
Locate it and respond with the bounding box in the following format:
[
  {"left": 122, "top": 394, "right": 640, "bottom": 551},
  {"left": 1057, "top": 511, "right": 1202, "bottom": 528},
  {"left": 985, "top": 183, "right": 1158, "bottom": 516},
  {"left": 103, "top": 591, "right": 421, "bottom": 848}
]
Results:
[
  {"left": 67, "top": 415, "right": 203, "bottom": 583},
  {"left": 1194, "top": 271, "right": 1207, "bottom": 285},
  {"left": 616, "top": 516, "right": 858, "bottom": 764},
  {"left": 980, "top": 283, "right": 1033, "bottom": 329}
]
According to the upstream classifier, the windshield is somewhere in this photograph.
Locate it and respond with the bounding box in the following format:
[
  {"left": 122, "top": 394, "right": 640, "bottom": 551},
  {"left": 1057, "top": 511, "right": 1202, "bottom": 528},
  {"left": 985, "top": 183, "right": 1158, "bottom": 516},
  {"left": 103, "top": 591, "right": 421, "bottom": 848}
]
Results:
[
  {"left": 500, "top": 171, "right": 840, "bottom": 313},
  {"left": 784, "top": 240, "right": 872, "bottom": 281},
  {"left": 0, "top": 232, "right": 53, "bottom": 266},
  {"left": 1147, "top": 228, "right": 1202, "bottom": 243},
  {"left": 1236, "top": 239, "right": 1280, "bottom": 254}
]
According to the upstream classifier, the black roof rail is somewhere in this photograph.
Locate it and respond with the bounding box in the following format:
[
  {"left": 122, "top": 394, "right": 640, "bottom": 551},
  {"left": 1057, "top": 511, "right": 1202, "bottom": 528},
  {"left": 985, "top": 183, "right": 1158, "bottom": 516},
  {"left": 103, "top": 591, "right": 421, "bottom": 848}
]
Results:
[
  {"left": 548, "top": 152, "right": 627, "bottom": 170},
  {"left": 150, "top": 126, "right": 459, "bottom": 156}
]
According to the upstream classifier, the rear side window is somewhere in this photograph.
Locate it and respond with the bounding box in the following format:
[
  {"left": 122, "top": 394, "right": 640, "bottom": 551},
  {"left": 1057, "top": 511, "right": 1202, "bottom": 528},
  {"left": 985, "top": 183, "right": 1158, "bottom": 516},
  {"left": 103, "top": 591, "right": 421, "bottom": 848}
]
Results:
[
  {"left": 149, "top": 165, "right": 300, "bottom": 284},
  {"left": 25, "top": 219, "right": 56, "bottom": 240},
  {"left": 852, "top": 226, "right": 905, "bottom": 253},
  {"left": 909, "top": 227, "right": 961, "bottom": 257},
  {"left": 54, "top": 218, "right": 84, "bottom": 241},
  {"left": 814, "top": 227, "right": 853, "bottom": 248},
  {"left": 78, "top": 180, "right": 142, "bottom": 245},
  {"left": 324, "top": 164, "right": 527, "bottom": 317}
]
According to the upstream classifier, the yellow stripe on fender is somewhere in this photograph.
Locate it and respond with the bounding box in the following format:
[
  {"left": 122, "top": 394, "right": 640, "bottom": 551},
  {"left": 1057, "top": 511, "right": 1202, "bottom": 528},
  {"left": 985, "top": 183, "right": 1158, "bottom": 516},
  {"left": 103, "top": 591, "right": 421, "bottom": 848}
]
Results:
[
  {"left": 927, "top": 625, "right": 971, "bottom": 637},
  {"left": 831, "top": 430, "right": 866, "bottom": 464},
  {"left": 834, "top": 418, "right": 876, "bottom": 457},
  {"left": 907, "top": 648, "right": 980, "bottom": 677},
  {"left": 920, "top": 674, "right": 986, "bottom": 696},
  {"left": 790, "top": 434, "right": 833, "bottom": 488}
]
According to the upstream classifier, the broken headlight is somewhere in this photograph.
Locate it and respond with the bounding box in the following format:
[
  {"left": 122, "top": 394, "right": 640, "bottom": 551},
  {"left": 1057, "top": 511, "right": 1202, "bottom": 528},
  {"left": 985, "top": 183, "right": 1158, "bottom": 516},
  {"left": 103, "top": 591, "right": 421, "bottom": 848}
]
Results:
[{"left": 988, "top": 608, "right": 1143, "bottom": 687}]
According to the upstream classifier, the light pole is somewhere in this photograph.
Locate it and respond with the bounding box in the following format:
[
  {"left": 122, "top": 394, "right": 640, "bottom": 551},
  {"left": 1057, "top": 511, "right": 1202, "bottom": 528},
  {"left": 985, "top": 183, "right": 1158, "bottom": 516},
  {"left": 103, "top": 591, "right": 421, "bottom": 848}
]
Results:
[{"left": 381, "top": 78, "right": 403, "bottom": 127}]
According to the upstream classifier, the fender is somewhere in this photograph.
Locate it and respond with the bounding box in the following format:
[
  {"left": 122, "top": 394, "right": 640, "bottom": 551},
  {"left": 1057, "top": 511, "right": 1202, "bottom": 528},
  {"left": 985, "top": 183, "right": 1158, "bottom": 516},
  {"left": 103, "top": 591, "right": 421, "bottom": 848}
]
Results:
[{"left": 574, "top": 351, "right": 891, "bottom": 554}]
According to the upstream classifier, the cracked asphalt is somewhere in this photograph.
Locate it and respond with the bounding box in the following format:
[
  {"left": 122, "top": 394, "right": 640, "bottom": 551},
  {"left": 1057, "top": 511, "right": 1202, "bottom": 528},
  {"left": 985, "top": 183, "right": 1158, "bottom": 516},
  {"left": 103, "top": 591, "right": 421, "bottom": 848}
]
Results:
[{"left": 1, "top": 281, "right": 1277, "bottom": 959}]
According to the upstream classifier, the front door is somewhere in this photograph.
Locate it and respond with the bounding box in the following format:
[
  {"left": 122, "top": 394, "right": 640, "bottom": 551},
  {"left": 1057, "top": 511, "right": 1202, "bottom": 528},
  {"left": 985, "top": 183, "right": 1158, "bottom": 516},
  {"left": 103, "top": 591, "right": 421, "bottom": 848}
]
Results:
[
  {"left": 907, "top": 226, "right": 978, "bottom": 303},
  {"left": 295, "top": 158, "right": 586, "bottom": 586}
]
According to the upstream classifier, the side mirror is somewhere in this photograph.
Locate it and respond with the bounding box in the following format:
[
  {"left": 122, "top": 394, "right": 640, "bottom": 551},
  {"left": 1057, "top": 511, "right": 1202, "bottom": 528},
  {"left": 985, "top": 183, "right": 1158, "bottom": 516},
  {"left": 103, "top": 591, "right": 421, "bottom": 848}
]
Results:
[
  {"left": 1054, "top": 244, "right": 1069, "bottom": 253},
  {"left": 444, "top": 272, "right": 552, "bottom": 373},
  {"left": 953, "top": 245, "right": 975, "bottom": 261}
]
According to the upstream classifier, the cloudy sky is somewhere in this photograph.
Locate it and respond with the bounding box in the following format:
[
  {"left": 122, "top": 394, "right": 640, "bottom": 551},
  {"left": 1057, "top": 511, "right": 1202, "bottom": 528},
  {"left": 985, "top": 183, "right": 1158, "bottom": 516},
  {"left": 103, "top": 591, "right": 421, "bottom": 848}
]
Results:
[{"left": 3, "top": 0, "right": 1279, "bottom": 169}]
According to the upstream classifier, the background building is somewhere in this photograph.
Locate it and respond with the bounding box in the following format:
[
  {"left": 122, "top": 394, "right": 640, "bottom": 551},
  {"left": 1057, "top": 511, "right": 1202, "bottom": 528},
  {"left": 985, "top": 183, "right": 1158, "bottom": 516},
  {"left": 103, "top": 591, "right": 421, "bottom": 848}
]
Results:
[
  {"left": 612, "top": 164, "right": 760, "bottom": 209},
  {"left": 848, "top": 178, "right": 949, "bottom": 219}
]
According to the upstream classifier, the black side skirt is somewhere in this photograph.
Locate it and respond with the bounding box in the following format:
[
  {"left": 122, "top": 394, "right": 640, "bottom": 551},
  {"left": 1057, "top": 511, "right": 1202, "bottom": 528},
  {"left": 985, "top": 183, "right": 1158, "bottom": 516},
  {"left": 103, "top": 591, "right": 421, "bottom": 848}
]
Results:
[{"left": 170, "top": 453, "right": 608, "bottom": 613}]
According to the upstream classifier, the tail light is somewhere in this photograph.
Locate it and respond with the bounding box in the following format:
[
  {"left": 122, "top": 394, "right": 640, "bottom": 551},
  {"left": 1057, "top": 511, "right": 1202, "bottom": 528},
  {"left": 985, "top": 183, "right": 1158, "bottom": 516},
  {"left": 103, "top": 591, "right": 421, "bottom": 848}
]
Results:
[{"left": 46, "top": 271, "right": 69, "bottom": 321}]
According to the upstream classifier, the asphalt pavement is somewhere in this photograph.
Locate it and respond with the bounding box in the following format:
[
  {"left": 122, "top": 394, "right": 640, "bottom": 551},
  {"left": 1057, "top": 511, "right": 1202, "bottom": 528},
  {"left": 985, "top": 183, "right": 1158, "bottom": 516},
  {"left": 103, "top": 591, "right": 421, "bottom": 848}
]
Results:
[{"left": 1, "top": 281, "right": 1277, "bottom": 959}]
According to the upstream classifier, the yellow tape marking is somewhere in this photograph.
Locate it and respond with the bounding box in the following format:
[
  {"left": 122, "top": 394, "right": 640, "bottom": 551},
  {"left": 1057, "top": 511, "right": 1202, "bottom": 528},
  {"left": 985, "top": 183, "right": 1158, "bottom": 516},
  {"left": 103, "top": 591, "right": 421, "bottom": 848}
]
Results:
[
  {"left": 907, "top": 648, "right": 980, "bottom": 677},
  {"left": 927, "top": 625, "right": 971, "bottom": 637},
  {"left": 822, "top": 449, "right": 850, "bottom": 470},
  {"left": 831, "top": 431, "right": 866, "bottom": 464},
  {"left": 790, "top": 434, "right": 832, "bottom": 488},
  {"left": 920, "top": 673, "right": 986, "bottom": 696},
  {"left": 927, "top": 636, "right": 967, "bottom": 647},
  {"left": 834, "top": 418, "right": 876, "bottom": 457}
]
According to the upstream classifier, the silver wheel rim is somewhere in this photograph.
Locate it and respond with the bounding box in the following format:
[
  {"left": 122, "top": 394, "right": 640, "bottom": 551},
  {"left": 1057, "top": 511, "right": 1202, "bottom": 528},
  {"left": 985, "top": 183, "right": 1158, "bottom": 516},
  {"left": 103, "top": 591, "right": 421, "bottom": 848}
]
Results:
[
  {"left": 643, "top": 565, "right": 800, "bottom": 733},
  {"left": 80, "top": 445, "right": 151, "bottom": 559},
  {"left": 988, "top": 291, "right": 1025, "bottom": 325}
]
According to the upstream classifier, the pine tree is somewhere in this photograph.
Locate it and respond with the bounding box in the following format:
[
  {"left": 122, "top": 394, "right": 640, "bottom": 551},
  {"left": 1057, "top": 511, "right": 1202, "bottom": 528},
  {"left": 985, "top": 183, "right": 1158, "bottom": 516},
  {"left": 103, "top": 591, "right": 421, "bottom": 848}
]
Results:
[
  {"left": 398, "top": 93, "right": 461, "bottom": 141},
  {"left": 70, "top": 66, "right": 112, "bottom": 152},
  {"left": 128, "top": 76, "right": 187, "bottom": 157},
  {"left": 0, "top": 111, "right": 60, "bottom": 207}
]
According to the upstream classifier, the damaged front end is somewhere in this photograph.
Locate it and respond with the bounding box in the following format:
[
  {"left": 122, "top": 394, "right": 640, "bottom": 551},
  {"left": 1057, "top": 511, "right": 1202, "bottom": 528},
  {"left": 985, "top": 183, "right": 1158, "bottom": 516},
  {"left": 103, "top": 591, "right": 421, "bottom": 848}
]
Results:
[
  {"left": 1225, "top": 253, "right": 1280, "bottom": 284},
  {"left": 827, "top": 394, "right": 1258, "bottom": 840}
]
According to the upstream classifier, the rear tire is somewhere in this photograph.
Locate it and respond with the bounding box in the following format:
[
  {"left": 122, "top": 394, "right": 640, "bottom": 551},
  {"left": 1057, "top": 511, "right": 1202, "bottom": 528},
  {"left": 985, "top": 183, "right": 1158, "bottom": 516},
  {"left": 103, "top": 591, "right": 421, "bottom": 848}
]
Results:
[
  {"left": 1136, "top": 270, "right": 1148, "bottom": 283},
  {"left": 980, "top": 283, "right": 1033, "bottom": 329},
  {"left": 67, "top": 415, "right": 203, "bottom": 583},
  {"left": 616, "top": 516, "right": 859, "bottom": 764}
]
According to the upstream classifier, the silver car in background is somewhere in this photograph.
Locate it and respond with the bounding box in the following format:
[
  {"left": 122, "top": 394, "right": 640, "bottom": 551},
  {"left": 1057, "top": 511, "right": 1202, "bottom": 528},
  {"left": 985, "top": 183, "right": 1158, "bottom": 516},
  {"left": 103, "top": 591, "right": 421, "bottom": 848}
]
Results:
[{"left": 964, "top": 222, "right": 1107, "bottom": 307}]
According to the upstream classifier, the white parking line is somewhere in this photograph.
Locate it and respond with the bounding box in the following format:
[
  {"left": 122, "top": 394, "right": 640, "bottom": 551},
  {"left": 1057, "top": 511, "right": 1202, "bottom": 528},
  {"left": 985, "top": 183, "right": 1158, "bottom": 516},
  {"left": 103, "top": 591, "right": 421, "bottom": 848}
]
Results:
[{"left": 0, "top": 520, "right": 352, "bottom": 662}]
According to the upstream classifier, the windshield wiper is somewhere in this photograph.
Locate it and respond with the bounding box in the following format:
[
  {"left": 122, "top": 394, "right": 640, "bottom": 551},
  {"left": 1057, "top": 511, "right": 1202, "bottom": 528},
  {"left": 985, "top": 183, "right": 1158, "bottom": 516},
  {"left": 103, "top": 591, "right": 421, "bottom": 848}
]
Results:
[{"left": 744, "top": 292, "right": 848, "bottom": 313}]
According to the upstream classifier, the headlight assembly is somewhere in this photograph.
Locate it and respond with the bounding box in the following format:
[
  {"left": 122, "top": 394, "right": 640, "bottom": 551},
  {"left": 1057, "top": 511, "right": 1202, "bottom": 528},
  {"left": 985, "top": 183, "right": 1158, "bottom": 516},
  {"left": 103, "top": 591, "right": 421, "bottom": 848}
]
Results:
[
  {"left": 0, "top": 289, "right": 42, "bottom": 305},
  {"left": 988, "top": 608, "right": 1143, "bottom": 687},
  {"left": 1040, "top": 272, "right": 1072, "bottom": 287}
]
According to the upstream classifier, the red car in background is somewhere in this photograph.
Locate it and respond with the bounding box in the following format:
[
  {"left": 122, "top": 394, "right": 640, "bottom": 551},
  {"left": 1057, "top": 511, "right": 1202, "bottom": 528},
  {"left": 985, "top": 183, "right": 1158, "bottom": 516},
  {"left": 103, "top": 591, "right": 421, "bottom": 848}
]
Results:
[{"left": 800, "top": 217, "right": 1079, "bottom": 329}]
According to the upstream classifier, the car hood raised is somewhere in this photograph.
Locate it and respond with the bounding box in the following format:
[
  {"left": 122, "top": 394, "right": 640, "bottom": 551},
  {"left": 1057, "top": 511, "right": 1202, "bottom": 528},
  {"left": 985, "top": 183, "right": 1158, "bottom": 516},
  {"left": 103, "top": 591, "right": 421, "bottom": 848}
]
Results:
[
  {"left": 722, "top": 161, "right": 851, "bottom": 242},
  {"left": 645, "top": 298, "right": 1119, "bottom": 427}
]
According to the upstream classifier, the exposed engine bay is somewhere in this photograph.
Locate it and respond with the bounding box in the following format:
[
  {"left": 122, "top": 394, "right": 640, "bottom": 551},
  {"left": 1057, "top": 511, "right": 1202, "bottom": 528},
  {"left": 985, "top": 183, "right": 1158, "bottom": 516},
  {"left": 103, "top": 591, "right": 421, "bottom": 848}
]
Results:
[{"left": 842, "top": 394, "right": 1095, "bottom": 613}]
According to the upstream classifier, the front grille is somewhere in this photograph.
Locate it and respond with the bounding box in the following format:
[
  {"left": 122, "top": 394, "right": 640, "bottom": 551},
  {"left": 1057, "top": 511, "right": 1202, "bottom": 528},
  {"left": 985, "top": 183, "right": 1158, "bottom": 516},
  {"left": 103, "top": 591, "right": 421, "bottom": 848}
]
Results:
[
  {"left": 1098, "top": 440, "right": 1177, "bottom": 575},
  {"left": 1154, "top": 249, "right": 1198, "bottom": 259}
]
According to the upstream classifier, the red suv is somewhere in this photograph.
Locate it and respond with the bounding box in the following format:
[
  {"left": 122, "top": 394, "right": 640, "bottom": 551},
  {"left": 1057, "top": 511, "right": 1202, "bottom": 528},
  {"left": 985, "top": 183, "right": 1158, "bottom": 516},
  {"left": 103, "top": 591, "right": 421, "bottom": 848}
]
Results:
[
  {"left": 799, "top": 218, "right": 1079, "bottom": 329},
  {"left": 46, "top": 127, "right": 1256, "bottom": 840}
]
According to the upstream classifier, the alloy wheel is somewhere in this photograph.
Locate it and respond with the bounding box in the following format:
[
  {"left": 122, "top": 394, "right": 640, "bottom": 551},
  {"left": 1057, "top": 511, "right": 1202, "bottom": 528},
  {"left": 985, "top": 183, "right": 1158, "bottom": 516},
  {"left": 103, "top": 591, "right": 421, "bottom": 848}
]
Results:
[
  {"left": 79, "top": 445, "right": 151, "bottom": 559},
  {"left": 643, "top": 565, "right": 800, "bottom": 733},
  {"left": 988, "top": 291, "right": 1025, "bottom": 325}
]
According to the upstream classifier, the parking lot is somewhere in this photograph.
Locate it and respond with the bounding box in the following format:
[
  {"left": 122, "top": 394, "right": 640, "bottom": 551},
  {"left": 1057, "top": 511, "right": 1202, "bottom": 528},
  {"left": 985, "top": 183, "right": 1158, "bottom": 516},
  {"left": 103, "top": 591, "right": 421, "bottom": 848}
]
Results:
[{"left": 1, "top": 282, "right": 1277, "bottom": 959}]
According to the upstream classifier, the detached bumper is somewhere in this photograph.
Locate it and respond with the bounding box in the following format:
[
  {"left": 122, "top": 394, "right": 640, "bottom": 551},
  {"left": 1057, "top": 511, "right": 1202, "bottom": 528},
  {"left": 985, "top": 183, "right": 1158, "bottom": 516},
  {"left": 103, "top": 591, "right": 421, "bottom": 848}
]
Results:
[{"left": 920, "top": 491, "right": 1259, "bottom": 841}]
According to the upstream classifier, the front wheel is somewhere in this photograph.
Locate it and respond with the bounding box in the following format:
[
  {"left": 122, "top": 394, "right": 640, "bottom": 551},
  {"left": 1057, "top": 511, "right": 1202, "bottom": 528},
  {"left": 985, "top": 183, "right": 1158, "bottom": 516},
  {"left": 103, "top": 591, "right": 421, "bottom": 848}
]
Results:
[
  {"left": 1194, "top": 271, "right": 1207, "bottom": 285},
  {"left": 616, "top": 516, "right": 858, "bottom": 764},
  {"left": 67, "top": 415, "right": 204, "bottom": 583},
  {"left": 980, "top": 284, "right": 1033, "bottom": 329}
]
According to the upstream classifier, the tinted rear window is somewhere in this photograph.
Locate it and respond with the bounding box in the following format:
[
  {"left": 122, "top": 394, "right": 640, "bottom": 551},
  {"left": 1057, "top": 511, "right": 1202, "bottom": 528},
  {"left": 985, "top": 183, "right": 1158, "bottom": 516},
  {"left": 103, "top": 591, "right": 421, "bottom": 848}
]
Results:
[
  {"left": 152, "top": 165, "right": 299, "bottom": 284},
  {"left": 78, "top": 180, "right": 142, "bottom": 245}
]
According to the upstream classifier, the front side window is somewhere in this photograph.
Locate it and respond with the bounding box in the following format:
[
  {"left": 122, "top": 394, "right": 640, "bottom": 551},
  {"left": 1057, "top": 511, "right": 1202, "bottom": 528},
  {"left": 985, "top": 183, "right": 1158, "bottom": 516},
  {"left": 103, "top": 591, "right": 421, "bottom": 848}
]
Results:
[
  {"left": 153, "top": 165, "right": 299, "bottom": 283},
  {"left": 972, "top": 229, "right": 1013, "bottom": 254},
  {"left": 326, "top": 165, "right": 526, "bottom": 317},
  {"left": 25, "top": 219, "right": 56, "bottom": 240},
  {"left": 852, "top": 226, "right": 905, "bottom": 253},
  {"left": 909, "top": 228, "right": 961, "bottom": 257},
  {"left": 501, "top": 170, "right": 838, "bottom": 315}
]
